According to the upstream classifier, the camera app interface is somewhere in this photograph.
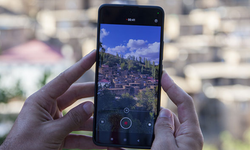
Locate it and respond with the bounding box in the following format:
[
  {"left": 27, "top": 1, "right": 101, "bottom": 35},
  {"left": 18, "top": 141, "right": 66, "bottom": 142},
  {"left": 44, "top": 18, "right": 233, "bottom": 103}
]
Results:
[{"left": 96, "top": 24, "right": 161, "bottom": 143}]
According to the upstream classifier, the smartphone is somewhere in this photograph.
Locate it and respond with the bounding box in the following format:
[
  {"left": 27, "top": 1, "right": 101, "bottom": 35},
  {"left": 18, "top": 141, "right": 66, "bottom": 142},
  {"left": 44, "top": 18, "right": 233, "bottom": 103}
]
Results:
[{"left": 93, "top": 4, "right": 164, "bottom": 149}]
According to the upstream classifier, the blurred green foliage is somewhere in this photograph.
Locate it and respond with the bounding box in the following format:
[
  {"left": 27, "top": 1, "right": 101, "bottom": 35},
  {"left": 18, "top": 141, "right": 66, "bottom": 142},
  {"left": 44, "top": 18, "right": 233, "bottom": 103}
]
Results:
[
  {"left": 0, "top": 89, "right": 8, "bottom": 103},
  {"left": 203, "top": 128, "right": 250, "bottom": 150},
  {"left": 0, "top": 114, "right": 18, "bottom": 145},
  {"left": 0, "top": 69, "right": 51, "bottom": 103},
  {"left": 0, "top": 134, "right": 7, "bottom": 145},
  {"left": 203, "top": 144, "right": 219, "bottom": 150},
  {"left": 38, "top": 69, "right": 51, "bottom": 88},
  {"left": 220, "top": 129, "right": 250, "bottom": 150},
  {"left": 0, "top": 75, "right": 25, "bottom": 103}
]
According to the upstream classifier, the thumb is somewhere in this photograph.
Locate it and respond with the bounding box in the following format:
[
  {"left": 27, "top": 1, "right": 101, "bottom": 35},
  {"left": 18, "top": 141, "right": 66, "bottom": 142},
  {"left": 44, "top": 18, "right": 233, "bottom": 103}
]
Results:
[
  {"left": 152, "top": 108, "right": 176, "bottom": 150},
  {"left": 53, "top": 102, "right": 94, "bottom": 136}
]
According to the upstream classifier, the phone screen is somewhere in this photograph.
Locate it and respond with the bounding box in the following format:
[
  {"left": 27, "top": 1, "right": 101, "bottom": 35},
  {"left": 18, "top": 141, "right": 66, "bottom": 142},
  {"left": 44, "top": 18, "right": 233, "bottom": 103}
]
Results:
[{"left": 94, "top": 5, "right": 164, "bottom": 148}]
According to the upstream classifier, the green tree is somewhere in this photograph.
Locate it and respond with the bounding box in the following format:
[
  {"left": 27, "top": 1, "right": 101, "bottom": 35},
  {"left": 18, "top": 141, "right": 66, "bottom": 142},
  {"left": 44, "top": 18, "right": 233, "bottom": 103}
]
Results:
[
  {"left": 99, "top": 42, "right": 106, "bottom": 65},
  {"left": 128, "top": 60, "right": 133, "bottom": 71},
  {"left": 151, "top": 61, "right": 156, "bottom": 78},
  {"left": 139, "top": 57, "right": 142, "bottom": 63},
  {"left": 121, "top": 62, "right": 127, "bottom": 70},
  {"left": 145, "top": 59, "right": 148, "bottom": 68},
  {"left": 136, "top": 88, "right": 157, "bottom": 114},
  {"left": 119, "top": 54, "right": 122, "bottom": 64},
  {"left": 98, "top": 89, "right": 116, "bottom": 110},
  {"left": 147, "top": 60, "right": 150, "bottom": 69},
  {"left": 132, "top": 56, "right": 135, "bottom": 61},
  {"left": 155, "top": 65, "right": 159, "bottom": 79},
  {"left": 127, "top": 55, "right": 132, "bottom": 60},
  {"left": 141, "top": 66, "right": 144, "bottom": 73},
  {"left": 118, "top": 93, "right": 136, "bottom": 109}
]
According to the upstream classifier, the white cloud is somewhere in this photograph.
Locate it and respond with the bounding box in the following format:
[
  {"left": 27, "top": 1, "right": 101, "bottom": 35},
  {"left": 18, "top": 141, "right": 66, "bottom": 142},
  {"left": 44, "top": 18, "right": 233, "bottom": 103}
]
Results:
[
  {"left": 127, "top": 39, "right": 148, "bottom": 50},
  {"left": 148, "top": 42, "right": 160, "bottom": 53},
  {"left": 125, "top": 41, "right": 160, "bottom": 64},
  {"left": 100, "top": 28, "right": 109, "bottom": 42},
  {"left": 105, "top": 39, "right": 160, "bottom": 64},
  {"left": 106, "top": 45, "right": 127, "bottom": 55}
]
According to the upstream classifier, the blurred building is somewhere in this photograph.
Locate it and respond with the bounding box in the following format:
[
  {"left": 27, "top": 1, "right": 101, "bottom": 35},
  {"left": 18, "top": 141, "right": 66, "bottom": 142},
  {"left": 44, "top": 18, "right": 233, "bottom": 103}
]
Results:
[
  {"left": 161, "top": 0, "right": 250, "bottom": 145},
  {"left": 0, "top": 6, "right": 34, "bottom": 51},
  {"left": 0, "top": 40, "right": 69, "bottom": 96},
  {"left": 0, "top": 0, "right": 250, "bottom": 149}
]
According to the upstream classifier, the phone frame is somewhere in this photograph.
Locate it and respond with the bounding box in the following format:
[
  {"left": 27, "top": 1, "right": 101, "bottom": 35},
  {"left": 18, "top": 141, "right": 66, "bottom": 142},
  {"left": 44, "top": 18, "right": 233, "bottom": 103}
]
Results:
[{"left": 93, "top": 4, "right": 164, "bottom": 149}]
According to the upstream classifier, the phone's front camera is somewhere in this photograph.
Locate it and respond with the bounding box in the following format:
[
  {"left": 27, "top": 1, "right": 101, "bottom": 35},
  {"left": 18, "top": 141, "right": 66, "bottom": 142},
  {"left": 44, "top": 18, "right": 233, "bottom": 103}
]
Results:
[{"left": 154, "top": 19, "right": 158, "bottom": 23}]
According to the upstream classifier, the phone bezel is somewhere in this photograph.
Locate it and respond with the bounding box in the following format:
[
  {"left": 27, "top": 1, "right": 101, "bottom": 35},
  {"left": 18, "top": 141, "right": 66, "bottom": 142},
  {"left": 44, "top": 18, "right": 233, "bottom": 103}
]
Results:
[{"left": 93, "top": 4, "right": 164, "bottom": 149}]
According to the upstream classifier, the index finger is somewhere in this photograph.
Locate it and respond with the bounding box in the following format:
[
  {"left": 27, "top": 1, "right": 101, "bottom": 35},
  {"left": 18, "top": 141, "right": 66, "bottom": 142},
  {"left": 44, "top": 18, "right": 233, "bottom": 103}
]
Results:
[
  {"left": 40, "top": 50, "right": 96, "bottom": 100},
  {"left": 161, "top": 71, "right": 198, "bottom": 125}
]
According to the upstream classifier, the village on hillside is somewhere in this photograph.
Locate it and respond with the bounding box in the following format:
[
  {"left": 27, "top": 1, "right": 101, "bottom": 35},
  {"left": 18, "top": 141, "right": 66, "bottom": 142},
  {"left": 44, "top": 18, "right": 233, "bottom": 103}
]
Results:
[
  {"left": 98, "top": 63, "right": 158, "bottom": 97},
  {"left": 96, "top": 54, "right": 159, "bottom": 134},
  {"left": 97, "top": 52, "right": 159, "bottom": 113}
]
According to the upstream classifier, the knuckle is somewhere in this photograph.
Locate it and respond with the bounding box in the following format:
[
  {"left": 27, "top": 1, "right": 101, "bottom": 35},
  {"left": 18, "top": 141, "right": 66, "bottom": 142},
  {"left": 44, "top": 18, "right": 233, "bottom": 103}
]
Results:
[
  {"left": 79, "top": 60, "right": 89, "bottom": 72},
  {"left": 72, "top": 85, "right": 81, "bottom": 99},
  {"left": 183, "top": 94, "right": 194, "bottom": 107},
  {"left": 23, "top": 97, "right": 34, "bottom": 107},
  {"left": 59, "top": 71, "right": 71, "bottom": 87},
  {"left": 186, "top": 94, "right": 193, "bottom": 102}
]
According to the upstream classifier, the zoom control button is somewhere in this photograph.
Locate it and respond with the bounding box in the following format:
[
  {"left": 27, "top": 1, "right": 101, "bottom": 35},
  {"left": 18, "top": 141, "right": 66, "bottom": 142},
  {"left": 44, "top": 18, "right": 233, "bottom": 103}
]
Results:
[
  {"left": 120, "top": 117, "right": 132, "bottom": 129},
  {"left": 124, "top": 107, "right": 129, "bottom": 113}
]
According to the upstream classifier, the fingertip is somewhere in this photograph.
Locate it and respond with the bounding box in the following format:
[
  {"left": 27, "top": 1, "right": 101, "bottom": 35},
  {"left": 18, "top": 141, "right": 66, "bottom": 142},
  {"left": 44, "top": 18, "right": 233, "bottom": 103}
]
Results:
[
  {"left": 83, "top": 101, "right": 94, "bottom": 116},
  {"left": 155, "top": 108, "right": 175, "bottom": 134},
  {"left": 90, "top": 49, "right": 96, "bottom": 55},
  {"left": 161, "top": 69, "right": 167, "bottom": 78},
  {"left": 153, "top": 108, "right": 176, "bottom": 149},
  {"left": 81, "top": 49, "right": 96, "bottom": 62},
  {"left": 161, "top": 70, "right": 172, "bottom": 82}
]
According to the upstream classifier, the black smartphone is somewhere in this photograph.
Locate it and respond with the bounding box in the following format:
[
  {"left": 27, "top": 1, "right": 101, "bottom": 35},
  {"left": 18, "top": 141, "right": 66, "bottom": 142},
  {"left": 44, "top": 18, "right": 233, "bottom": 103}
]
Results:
[{"left": 93, "top": 4, "right": 164, "bottom": 149}]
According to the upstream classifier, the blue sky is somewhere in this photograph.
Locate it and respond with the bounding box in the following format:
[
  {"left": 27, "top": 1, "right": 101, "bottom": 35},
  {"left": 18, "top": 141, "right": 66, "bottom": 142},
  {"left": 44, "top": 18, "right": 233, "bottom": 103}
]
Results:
[{"left": 100, "top": 24, "right": 161, "bottom": 64}]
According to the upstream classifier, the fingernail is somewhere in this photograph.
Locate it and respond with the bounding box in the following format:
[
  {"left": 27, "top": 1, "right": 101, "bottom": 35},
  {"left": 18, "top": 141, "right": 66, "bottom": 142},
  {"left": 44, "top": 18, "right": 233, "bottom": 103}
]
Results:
[
  {"left": 159, "top": 109, "right": 172, "bottom": 118},
  {"left": 83, "top": 102, "right": 94, "bottom": 115},
  {"left": 159, "top": 109, "right": 175, "bottom": 132}
]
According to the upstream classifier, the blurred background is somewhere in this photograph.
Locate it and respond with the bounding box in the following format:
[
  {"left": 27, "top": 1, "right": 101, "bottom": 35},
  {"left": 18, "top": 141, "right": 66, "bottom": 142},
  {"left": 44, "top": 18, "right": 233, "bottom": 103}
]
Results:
[{"left": 0, "top": 0, "right": 250, "bottom": 150}]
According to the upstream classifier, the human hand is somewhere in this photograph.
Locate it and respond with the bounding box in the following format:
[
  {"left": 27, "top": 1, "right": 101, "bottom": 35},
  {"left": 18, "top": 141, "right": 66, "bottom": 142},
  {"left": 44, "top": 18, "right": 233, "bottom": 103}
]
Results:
[
  {"left": 0, "top": 50, "right": 122, "bottom": 150},
  {"left": 152, "top": 71, "right": 203, "bottom": 150}
]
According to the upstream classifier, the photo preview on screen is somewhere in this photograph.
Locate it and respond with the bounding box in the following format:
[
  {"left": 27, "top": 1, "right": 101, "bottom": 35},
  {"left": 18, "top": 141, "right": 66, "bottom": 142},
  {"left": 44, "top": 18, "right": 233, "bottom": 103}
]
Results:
[{"left": 96, "top": 24, "right": 161, "bottom": 135}]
